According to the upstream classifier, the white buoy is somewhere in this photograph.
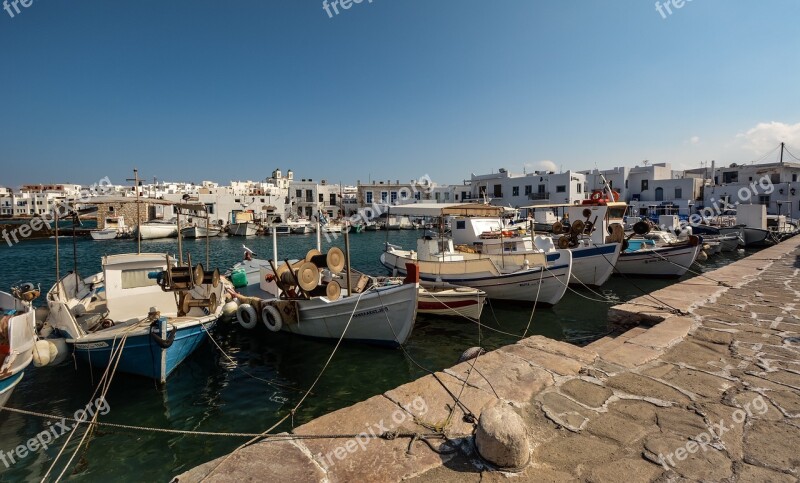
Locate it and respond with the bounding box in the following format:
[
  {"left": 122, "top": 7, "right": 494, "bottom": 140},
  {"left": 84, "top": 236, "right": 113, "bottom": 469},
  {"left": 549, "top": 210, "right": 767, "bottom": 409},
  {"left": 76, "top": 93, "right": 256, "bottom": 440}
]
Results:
[
  {"left": 32, "top": 340, "right": 52, "bottom": 367},
  {"left": 49, "top": 338, "right": 69, "bottom": 365},
  {"left": 32, "top": 338, "right": 70, "bottom": 367},
  {"left": 221, "top": 301, "right": 239, "bottom": 321}
]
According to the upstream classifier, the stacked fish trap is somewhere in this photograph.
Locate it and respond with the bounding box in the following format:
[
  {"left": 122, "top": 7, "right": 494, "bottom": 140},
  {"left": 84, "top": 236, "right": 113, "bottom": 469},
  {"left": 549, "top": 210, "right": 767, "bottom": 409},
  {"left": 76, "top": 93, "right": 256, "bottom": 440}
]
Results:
[{"left": 273, "top": 247, "right": 346, "bottom": 301}]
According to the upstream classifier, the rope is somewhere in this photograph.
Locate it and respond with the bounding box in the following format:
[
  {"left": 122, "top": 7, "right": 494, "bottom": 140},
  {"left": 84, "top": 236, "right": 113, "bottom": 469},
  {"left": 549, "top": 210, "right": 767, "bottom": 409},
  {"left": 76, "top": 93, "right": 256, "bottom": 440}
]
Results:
[
  {"left": 200, "top": 285, "right": 374, "bottom": 481},
  {"left": 645, "top": 244, "right": 733, "bottom": 287},
  {"left": 590, "top": 241, "right": 689, "bottom": 315}
]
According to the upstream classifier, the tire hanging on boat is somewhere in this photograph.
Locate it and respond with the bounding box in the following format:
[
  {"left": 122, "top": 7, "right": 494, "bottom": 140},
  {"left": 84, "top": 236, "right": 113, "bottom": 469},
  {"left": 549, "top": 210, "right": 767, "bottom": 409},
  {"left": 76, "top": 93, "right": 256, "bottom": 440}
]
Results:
[
  {"left": 261, "top": 304, "right": 283, "bottom": 332},
  {"left": 237, "top": 303, "right": 258, "bottom": 329}
]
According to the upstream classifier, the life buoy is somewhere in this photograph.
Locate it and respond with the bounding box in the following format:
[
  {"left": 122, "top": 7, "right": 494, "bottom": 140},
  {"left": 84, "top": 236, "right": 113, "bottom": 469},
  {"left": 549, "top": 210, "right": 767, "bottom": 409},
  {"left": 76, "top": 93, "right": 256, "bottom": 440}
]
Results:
[
  {"left": 261, "top": 305, "right": 283, "bottom": 332},
  {"left": 591, "top": 191, "right": 603, "bottom": 201},
  {"left": 237, "top": 304, "right": 258, "bottom": 329}
]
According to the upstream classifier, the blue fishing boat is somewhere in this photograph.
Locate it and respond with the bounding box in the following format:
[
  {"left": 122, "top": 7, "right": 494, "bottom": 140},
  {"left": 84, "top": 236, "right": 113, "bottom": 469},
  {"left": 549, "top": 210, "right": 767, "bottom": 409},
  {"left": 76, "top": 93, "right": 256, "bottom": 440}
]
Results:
[
  {"left": 42, "top": 253, "right": 224, "bottom": 383},
  {"left": 0, "top": 286, "right": 37, "bottom": 408}
]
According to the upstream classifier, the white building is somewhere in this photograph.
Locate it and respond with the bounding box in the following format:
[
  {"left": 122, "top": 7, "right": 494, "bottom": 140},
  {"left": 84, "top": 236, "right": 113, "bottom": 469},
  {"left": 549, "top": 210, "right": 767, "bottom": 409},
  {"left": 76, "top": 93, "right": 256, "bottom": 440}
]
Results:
[{"left": 469, "top": 168, "right": 587, "bottom": 208}]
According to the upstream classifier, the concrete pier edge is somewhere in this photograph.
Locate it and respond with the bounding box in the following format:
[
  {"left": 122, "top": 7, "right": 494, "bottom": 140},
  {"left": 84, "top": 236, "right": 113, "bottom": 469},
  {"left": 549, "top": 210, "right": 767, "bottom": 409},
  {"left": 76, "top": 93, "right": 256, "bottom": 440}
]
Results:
[{"left": 175, "top": 239, "right": 800, "bottom": 482}]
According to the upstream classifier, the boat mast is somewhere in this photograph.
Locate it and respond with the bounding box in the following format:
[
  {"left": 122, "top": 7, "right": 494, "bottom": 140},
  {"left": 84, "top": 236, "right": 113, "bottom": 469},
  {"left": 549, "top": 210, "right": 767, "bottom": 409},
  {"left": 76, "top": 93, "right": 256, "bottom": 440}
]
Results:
[{"left": 127, "top": 168, "right": 142, "bottom": 255}]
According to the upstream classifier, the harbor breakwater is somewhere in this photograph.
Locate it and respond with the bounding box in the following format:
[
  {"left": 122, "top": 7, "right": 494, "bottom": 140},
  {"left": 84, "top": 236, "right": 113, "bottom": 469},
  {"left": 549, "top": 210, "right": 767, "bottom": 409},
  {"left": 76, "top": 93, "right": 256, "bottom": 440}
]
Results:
[{"left": 175, "top": 237, "right": 800, "bottom": 482}]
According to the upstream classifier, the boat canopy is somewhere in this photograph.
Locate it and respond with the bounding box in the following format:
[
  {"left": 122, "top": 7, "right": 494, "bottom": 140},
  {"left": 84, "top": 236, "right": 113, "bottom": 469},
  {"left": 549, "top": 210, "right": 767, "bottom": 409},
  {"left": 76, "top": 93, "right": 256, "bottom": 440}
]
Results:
[
  {"left": 388, "top": 203, "right": 514, "bottom": 217},
  {"left": 521, "top": 201, "right": 628, "bottom": 210}
]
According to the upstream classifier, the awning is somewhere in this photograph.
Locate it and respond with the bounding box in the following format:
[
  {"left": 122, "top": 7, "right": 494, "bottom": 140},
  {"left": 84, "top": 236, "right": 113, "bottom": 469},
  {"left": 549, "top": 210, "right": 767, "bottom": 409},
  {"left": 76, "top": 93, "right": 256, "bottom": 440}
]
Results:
[{"left": 387, "top": 202, "right": 513, "bottom": 217}]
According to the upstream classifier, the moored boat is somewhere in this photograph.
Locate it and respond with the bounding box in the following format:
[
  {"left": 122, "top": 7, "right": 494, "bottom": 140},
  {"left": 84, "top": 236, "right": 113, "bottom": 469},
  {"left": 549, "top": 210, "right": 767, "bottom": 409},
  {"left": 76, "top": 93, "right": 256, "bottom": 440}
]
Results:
[
  {"left": 134, "top": 221, "right": 179, "bottom": 240},
  {"left": 181, "top": 224, "right": 222, "bottom": 238},
  {"left": 0, "top": 285, "right": 38, "bottom": 408}
]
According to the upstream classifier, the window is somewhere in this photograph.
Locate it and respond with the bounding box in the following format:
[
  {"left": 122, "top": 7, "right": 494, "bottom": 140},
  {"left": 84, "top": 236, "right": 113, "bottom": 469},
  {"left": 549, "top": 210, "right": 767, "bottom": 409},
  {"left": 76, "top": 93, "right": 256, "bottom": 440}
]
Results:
[
  {"left": 493, "top": 184, "right": 502, "bottom": 197},
  {"left": 461, "top": 191, "right": 468, "bottom": 200},
  {"left": 366, "top": 191, "right": 373, "bottom": 203},
  {"left": 435, "top": 192, "right": 440, "bottom": 201},
  {"left": 655, "top": 187, "right": 664, "bottom": 201},
  {"left": 319, "top": 194, "right": 324, "bottom": 203},
  {"left": 456, "top": 221, "right": 466, "bottom": 230},
  {"left": 759, "top": 195, "right": 770, "bottom": 206},
  {"left": 381, "top": 191, "right": 388, "bottom": 202},
  {"left": 414, "top": 191, "right": 421, "bottom": 200},
  {"left": 444, "top": 192, "right": 450, "bottom": 201},
  {"left": 722, "top": 171, "right": 738, "bottom": 184},
  {"left": 524, "top": 185, "right": 532, "bottom": 195},
  {"left": 577, "top": 183, "right": 582, "bottom": 193},
  {"left": 329, "top": 194, "right": 337, "bottom": 205},
  {"left": 793, "top": 174, "right": 798, "bottom": 182},
  {"left": 641, "top": 180, "right": 648, "bottom": 191},
  {"left": 674, "top": 188, "right": 682, "bottom": 199},
  {"left": 295, "top": 190, "right": 302, "bottom": 198},
  {"left": 538, "top": 184, "right": 546, "bottom": 194},
  {"left": 205, "top": 203, "right": 214, "bottom": 215},
  {"left": 512, "top": 186, "right": 519, "bottom": 196},
  {"left": 556, "top": 185, "right": 566, "bottom": 193},
  {"left": 121, "top": 269, "right": 160, "bottom": 289},
  {"left": 390, "top": 191, "right": 397, "bottom": 203},
  {"left": 625, "top": 179, "right": 629, "bottom": 189}
]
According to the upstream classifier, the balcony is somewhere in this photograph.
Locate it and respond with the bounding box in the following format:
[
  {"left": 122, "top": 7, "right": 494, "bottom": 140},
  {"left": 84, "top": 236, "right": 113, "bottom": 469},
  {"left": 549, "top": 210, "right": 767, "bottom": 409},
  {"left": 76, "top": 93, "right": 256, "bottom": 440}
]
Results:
[{"left": 528, "top": 192, "right": 549, "bottom": 200}]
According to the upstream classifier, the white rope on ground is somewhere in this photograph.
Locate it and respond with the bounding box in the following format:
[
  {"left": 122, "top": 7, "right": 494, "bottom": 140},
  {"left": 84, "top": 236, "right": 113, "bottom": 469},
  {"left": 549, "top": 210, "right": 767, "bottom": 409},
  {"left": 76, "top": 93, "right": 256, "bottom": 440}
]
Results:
[{"left": 199, "top": 286, "right": 374, "bottom": 482}]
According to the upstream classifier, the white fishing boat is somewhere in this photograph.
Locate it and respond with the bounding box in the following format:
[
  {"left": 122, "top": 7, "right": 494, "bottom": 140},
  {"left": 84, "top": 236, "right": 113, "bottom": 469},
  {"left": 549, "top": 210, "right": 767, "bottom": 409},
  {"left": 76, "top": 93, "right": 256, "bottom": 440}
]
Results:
[
  {"left": 288, "top": 218, "right": 314, "bottom": 234},
  {"left": 229, "top": 221, "right": 258, "bottom": 237},
  {"left": 42, "top": 253, "right": 224, "bottom": 383},
  {"left": 616, "top": 235, "right": 702, "bottom": 277},
  {"left": 90, "top": 229, "right": 120, "bottom": 240},
  {"left": 364, "top": 221, "right": 382, "bottom": 231},
  {"left": 0, "top": 285, "right": 37, "bottom": 408},
  {"left": 134, "top": 220, "right": 179, "bottom": 240},
  {"left": 181, "top": 224, "right": 222, "bottom": 238},
  {"left": 321, "top": 222, "right": 350, "bottom": 233},
  {"left": 379, "top": 203, "right": 572, "bottom": 305},
  {"left": 469, "top": 197, "right": 625, "bottom": 287},
  {"left": 90, "top": 215, "right": 129, "bottom": 240},
  {"left": 228, "top": 247, "right": 418, "bottom": 347}
]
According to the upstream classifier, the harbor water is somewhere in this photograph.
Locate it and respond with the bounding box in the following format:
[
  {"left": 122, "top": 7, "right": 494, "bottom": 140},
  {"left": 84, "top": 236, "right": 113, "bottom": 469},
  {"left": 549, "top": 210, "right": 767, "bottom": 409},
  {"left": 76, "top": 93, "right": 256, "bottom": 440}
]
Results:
[{"left": 0, "top": 231, "right": 750, "bottom": 481}]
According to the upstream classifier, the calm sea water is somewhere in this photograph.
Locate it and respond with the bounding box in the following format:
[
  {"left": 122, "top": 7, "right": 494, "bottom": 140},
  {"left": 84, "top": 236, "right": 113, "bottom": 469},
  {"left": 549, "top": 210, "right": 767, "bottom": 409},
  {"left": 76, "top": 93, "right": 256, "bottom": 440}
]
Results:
[{"left": 0, "top": 231, "right": 750, "bottom": 481}]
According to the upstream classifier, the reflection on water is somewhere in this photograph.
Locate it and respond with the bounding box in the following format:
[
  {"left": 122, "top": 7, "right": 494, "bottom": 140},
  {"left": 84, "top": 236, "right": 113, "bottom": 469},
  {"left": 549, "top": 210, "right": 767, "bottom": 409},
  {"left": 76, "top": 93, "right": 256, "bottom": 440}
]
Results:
[{"left": 0, "top": 231, "right": 752, "bottom": 480}]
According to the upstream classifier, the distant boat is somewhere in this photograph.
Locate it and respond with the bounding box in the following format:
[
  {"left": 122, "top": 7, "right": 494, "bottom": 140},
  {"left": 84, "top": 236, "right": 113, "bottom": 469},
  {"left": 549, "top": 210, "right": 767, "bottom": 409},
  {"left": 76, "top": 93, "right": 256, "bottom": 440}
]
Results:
[
  {"left": 90, "top": 215, "right": 129, "bottom": 240},
  {"left": 181, "top": 225, "right": 222, "bottom": 238},
  {"left": 616, "top": 236, "right": 702, "bottom": 277},
  {"left": 364, "top": 222, "right": 382, "bottom": 231},
  {"left": 229, "top": 221, "right": 258, "bottom": 237},
  {"left": 134, "top": 221, "right": 178, "bottom": 240},
  {"left": 0, "top": 286, "right": 37, "bottom": 408}
]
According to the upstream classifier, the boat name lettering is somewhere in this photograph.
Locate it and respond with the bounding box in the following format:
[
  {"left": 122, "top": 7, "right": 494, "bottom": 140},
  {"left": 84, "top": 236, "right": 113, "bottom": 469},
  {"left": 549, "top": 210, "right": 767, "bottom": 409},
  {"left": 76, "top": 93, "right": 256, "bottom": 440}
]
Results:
[
  {"left": 353, "top": 307, "right": 388, "bottom": 318},
  {"left": 75, "top": 342, "right": 110, "bottom": 349}
]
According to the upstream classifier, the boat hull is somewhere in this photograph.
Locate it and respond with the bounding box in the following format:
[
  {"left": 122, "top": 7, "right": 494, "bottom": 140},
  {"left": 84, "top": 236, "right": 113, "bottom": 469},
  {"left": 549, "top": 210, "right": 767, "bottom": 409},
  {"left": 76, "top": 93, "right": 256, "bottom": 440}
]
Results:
[
  {"left": 417, "top": 287, "right": 485, "bottom": 319},
  {"left": 616, "top": 243, "right": 701, "bottom": 277},
  {"left": 0, "top": 371, "right": 25, "bottom": 408},
  {"left": 381, "top": 251, "right": 572, "bottom": 305},
  {"left": 284, "top": 283, "right": 418, "bottom": 347},
  {"left": 136, "top": 224, "right": 178, "bottom": 240},
  {"left": 547, "top": 243, "right": 620, "bottom": 287},
  {"left": 90, "top": 229, "right": 119, "bottom": 240},
  {"left": 181, "top": 226, "right": 221, "bottom": 238},
  {"left": 70, "top": 320, "right": 216, "bottom": 383},
  {"left": 229, "top": 222, "right": 258, "bottom": 237}
]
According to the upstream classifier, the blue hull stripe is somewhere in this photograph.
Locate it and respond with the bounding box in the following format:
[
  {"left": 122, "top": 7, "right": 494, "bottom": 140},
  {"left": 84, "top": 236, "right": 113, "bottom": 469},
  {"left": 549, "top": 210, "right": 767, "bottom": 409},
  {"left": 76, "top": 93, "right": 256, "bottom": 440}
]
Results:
[{"left": 0, "top": 371, "right": 24, "bottom": 394}]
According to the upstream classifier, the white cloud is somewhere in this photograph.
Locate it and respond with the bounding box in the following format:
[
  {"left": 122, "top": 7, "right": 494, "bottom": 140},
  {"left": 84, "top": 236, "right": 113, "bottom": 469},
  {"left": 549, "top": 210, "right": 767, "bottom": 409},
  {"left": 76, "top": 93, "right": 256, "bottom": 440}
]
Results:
[
  {"left": 689, "top": 136, "right": 700, "bottom": 145},
  {"left": 737, "top": 121, "right": 800, "bottom": 154},
  {"left": 524, "top": 160, "right": 558, "bottom": 173}
]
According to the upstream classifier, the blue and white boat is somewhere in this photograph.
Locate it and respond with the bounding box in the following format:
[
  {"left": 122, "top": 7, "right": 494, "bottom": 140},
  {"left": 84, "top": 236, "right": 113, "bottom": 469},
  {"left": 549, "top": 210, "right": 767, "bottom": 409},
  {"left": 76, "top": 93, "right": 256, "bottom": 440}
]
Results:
[
  {"left": 0, "top": 287, "right": 37, "bottom": 408},
  {"left": 43, "top": 253, "right": 224, "bottom": 383}
]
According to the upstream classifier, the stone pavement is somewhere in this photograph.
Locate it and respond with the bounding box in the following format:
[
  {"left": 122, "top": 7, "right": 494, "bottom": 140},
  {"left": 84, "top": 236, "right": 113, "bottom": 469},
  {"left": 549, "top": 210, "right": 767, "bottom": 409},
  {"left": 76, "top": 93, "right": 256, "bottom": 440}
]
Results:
[{"left": 174, "top": 238, "right": 800, "bottom": 483}]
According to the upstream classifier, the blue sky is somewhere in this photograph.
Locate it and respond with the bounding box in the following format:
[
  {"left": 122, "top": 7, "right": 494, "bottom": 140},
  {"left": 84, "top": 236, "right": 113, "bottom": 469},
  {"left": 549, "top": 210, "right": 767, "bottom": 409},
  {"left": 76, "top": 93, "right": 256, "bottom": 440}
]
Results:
[{"left": 1, "top": 0, "right": 799, "bottom": 188}]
